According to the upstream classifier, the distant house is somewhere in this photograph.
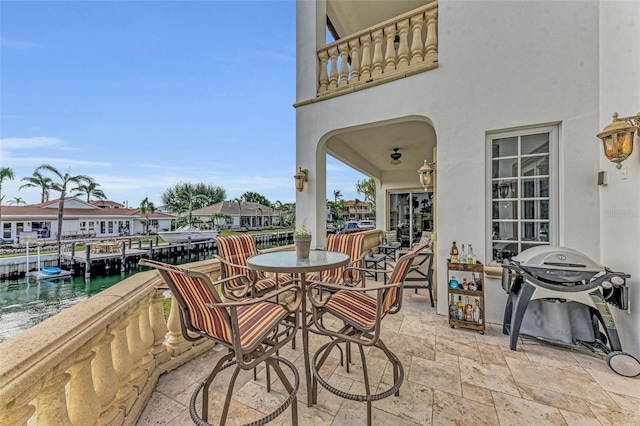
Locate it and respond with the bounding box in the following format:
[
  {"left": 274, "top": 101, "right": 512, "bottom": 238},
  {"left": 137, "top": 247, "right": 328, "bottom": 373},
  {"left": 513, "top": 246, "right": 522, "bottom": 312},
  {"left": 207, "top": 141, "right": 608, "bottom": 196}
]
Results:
[
  {"left": 190, "top": 201, "right": 285, "bottom": 229},
  {"left": 1, "top": 197, "right": 177, "bottom": 242},
  {"left": 345, "top": 200, "right": 372, "bottom": 221}
]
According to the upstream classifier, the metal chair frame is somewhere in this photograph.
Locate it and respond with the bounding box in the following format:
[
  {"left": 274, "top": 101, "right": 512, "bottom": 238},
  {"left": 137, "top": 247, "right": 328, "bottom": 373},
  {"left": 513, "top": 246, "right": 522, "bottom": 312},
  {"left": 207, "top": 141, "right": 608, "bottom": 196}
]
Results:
[{"left": 140, "top": 258, "right": 302, "bottom": 426}]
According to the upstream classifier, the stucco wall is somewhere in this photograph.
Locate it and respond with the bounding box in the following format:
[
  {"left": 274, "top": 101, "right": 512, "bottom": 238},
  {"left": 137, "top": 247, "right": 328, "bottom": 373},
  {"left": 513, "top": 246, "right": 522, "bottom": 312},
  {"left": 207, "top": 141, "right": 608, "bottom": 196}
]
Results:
[
  {"left": 297, "top": 0, "right": 603, "bottom": 321},
  {"left": 598, "top": 0, "right": 640, "bottom": 358}
]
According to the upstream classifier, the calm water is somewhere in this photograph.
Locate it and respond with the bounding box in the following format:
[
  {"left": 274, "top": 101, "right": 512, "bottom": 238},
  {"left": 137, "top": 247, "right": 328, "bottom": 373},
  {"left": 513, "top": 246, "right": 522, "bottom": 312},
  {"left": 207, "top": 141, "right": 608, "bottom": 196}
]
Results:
[{"left": 0, "top": 270, "right": 141, "bottom": 342}]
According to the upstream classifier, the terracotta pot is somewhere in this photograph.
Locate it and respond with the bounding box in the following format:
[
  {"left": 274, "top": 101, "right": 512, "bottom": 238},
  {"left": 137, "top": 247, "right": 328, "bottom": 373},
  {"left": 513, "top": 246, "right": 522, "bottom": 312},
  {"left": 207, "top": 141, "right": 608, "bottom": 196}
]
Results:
[{"left": 293, "top": 235, "right": 312, "bottom": 259}]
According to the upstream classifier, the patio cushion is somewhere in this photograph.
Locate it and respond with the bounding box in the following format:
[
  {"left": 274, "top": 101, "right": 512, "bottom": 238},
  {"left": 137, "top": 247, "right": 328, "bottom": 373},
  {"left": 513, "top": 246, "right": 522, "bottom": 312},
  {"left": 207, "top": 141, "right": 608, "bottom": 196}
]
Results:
[
  {"left": 325, "top": 290, "right": 377, "bottom": 329},
  {"left": 236, "top": 302, "right": 288, "bottom": 349},
  {"left": 308, "top": 233, "right": 366, "bottom": 284}
]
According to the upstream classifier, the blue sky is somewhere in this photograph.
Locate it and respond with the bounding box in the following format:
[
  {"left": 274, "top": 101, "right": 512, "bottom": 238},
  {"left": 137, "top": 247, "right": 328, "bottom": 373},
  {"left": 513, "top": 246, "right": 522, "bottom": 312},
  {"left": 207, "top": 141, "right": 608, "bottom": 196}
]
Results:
[{"left": 0, "top": 0, "right": 366, "bottom": 207}]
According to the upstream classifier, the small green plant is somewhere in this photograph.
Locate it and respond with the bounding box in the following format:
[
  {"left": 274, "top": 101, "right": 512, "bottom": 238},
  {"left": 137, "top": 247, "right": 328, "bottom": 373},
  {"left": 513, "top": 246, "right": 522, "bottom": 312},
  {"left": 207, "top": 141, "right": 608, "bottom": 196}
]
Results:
[{"left": 293, "top": 220, "right": 311, "bottom": 237}]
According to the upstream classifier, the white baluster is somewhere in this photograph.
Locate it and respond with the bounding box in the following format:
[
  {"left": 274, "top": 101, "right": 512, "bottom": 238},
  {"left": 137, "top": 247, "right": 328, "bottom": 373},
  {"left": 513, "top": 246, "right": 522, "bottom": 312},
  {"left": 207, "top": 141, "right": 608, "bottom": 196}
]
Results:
[
  {"left": 317, "top": 50, "right": 329, "bottom": 94},
  {"left": 410, "top": 14, "right": 425, "bottom": 64},
  {"left": 111, "top": 317, "right": 135, "bottom": 414},
  {"left": 139, "top": 294, "right": 156, "bottom": 374},
  {"left": 338, "top": 42, "right": 349, "bottom": 87},
  {"left": 149, "top": 289, "right": 170, "bottom": 365},
  {"left": 327, "top": 46, "right": 339, "bottom": 90},
  {"left": 383, "top": 25, "right": 397, "bottom": 74},
  {"left": 425, "top": 12, "right": 438, "bottom": 64},
  {"left": 348, "top": 38, "right": 361, "bottom": 83},
  {"left": 36, "top": 361, "right": 74, "bottom": 426},
  {"left": 371, "top": 29, "right": 384, "bottom": 77},
  {"left": 127, "top": 303, "right": 147, "bottom": 390},
  {"left": 92, "top": 330, "right": 124, "bottom": 425},
  {"left": 166, "top": 296, "right": 192, "bottom": 356},
  {"left": 396, "top": 19, "right": 410, "bottom": 70},
  {"left": 0, "top": 382, "right": 42, "bottom": 426},
  {"left": 66, "top": 340, "right": 101, "bottom": 425},
  {"left": 360, "top": 34, "right": 372, "bottom": 82}
]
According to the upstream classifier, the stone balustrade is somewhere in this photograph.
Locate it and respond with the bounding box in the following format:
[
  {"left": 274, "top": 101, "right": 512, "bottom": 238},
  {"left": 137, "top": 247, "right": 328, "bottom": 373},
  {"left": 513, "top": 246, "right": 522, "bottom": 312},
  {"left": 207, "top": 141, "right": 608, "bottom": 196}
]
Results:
[
  {"left": 316, "top": 1, "right": 438, "bottom": 99},
  {"left": 0, "top": 258, "right": 222, "bottom": 425}
]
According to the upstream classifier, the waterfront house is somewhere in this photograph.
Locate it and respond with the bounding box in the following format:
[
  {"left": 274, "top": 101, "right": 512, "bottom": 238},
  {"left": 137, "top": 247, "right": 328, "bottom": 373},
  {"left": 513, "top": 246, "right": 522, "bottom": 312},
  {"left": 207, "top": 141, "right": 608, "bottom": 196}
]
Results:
[
  {"left": 293, "top": 0, "right": 640, "bottom": 359},
  {"left": 189, "top": 200, "right": 286, "bottom": 230},
  {"left": 1, "top": 197, "right": 177, "bottom": 242}
]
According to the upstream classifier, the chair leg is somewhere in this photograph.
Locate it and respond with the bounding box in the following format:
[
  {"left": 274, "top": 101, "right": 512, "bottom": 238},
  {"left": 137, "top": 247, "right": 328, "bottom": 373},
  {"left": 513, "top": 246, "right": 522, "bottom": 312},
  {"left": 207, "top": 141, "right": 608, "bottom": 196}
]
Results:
[
  {"left": 267, "top": 357, "right": 299, "bottom": 426},
  {"left": 358, "top": 344, "right": 373, "bottom": 426},
  {"left": 220, "top": 365, "right": 242, "bottom": 426},
  {"left": 202, "top": 352, "right": 234, "bottom": 422}
]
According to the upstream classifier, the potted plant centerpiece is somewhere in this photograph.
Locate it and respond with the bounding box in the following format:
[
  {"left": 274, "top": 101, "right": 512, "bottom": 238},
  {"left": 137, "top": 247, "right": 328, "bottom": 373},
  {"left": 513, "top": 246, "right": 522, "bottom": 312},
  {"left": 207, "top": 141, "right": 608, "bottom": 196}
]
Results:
[{"left": 293, "top": 221, "right": 312, "bottom": 259}]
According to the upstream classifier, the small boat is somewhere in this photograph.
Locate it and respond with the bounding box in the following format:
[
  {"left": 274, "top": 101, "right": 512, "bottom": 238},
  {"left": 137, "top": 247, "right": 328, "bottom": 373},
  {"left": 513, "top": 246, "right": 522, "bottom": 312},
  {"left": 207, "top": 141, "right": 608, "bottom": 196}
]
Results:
[
  {"left": 42, "top": 266, "right": 63, "bottom": 275},
  {"left": 158, "top": 225, "right": 220, "bottom": 243}
]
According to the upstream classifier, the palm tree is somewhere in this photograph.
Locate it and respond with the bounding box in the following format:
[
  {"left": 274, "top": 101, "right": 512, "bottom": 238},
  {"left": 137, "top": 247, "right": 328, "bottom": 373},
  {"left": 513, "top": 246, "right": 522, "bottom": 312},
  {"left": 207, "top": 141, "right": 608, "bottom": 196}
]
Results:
[
  {"left": 0, "top": 167, "right": 16, "bottom": 240},
  {"left": 233, "top": 197, "right": 243, "bottom": 227},
  {"left": 176, "top": 189, "right": 208, "bottom": 227},
  {"left": 73, "top": 179, "right": 107, "bottom": 203},
  {"left": 8, "top": 197, "right": 27, "bottom": 206},
  {"left": 35, "top": 164, "right": 92, "bottom": 243},
  {"left": 139, "top": 197, "right": 157, "bottom": 236},
  {"left": 19, "top": 170, "right": 52, "bottom": 203}
]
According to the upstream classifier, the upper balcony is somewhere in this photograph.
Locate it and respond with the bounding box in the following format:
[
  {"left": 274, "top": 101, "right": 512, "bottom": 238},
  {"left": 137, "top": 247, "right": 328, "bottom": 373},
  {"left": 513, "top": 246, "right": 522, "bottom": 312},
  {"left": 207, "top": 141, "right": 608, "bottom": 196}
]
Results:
[{"left": 306, "top": 1, "right": 438, "bottom": 104}]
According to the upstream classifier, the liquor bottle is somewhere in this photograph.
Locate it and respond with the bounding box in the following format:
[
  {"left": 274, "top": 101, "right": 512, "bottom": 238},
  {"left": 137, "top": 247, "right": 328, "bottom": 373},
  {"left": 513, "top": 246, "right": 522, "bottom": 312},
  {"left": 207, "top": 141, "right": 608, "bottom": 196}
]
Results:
[
  {"left": 473, "top": 298, "right": 483, "bottom": 324},
  {"left": 449, "top": 294, "right": 457, "bottom": 319},
  {"left": 468, "top": 244, "right": 476, "bottom": 264},
  {"left": 450, "top": 242, "right": 459, "bottom": 263},
  {"left": 462, "top": 277, "right": 468, "bottom": 290},
  {"left": 459, "top": 243, "right": 468, "bottom": 264},
  {"left": 464, "top": 296, "right": 474, "bottom": 322},
  {"left": 456, "top": 296, "right": 464, "bottom": 320},
  {"left": 469, "top": 273, "right": 477, "bottom": 291}
]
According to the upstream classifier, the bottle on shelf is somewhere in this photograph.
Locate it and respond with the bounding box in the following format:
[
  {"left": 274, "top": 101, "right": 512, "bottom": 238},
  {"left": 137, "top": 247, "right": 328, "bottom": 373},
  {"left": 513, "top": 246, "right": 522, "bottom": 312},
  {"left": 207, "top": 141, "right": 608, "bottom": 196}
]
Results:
[
  {"left": 450, "top": 241, "right": 459, "bottom": 263},
  {"left": 449, "top": 275, "right": 459, "bottom": 289},
  {"left": 469, "top": 273, "right": 477, "bottom": 291},
  {"left": 473, "top": 298, "right": 483, "bottom": 324},
  {"left": 464, "top": 296, "right": 474, "bottom": 322},
  {"left": 462, "top": 277, "right": 468, "bottom": 290},
  {"left": 456, "top": 296, "right": 464, "bottom": 320},
  {"left": 468, "top": 244, "right": 476, "bottom": 264},
  {"left": 449, "top": 294, "right": 457, "bottom": 319},
  {"left": 460, "top": 243, "right": 468, "bottom": 264}
]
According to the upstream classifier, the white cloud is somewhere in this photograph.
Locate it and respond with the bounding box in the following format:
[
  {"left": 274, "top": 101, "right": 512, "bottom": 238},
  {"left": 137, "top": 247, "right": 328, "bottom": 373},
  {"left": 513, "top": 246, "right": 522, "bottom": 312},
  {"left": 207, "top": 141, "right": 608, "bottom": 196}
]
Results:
[
  {"left": 0, "top": 37, "right": 40, "bottom": 50},
  {"left": 1, "top": 136, "right": 66, "bottom": 150}
]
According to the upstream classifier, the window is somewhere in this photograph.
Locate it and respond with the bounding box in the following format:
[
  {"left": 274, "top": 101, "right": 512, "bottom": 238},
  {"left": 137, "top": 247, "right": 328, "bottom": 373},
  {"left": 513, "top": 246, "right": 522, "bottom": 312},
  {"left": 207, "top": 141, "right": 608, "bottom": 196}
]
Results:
[
  {"left": 388, "top": 191, "right": 434, "bottom": 248},
  {"left": 487, "top": 125, "right": 558, "bottom": 262}
]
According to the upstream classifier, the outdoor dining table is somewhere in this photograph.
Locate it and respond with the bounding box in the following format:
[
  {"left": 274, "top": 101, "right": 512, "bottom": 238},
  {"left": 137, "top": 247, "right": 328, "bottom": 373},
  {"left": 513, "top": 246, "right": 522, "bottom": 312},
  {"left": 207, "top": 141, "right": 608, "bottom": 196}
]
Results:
[{"left": 247, "top": 250, "right": 350, "bottom": 406}]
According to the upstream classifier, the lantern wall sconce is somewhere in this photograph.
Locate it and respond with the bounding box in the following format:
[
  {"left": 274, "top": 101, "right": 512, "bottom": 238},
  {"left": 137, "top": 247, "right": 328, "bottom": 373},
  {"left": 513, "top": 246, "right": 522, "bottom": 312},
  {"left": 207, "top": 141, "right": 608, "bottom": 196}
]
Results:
[
  {"left": 294, "top": 167, "right": 308, "bottom": 192},
  {"left": 418, "top": 160, "right": 436, "bottom": 191},
  {"left": 498, "top": 181, "right": 512, "bottom": 198},
  {"left": 597, "top": 112, "right": 639, "bottom": 169}
]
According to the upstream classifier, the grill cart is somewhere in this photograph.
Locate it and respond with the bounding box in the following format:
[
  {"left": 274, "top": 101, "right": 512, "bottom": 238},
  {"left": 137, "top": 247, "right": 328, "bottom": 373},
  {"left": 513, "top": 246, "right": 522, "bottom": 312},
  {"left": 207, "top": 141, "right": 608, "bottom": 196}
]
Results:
[{"left": 502, "top": 245, "right": 639, "bottom": 377}]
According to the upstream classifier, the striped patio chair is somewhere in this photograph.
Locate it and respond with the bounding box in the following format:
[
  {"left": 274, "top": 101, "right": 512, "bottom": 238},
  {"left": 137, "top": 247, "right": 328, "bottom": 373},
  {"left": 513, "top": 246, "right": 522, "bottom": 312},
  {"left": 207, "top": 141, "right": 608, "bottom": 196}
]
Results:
[
  {"left": 214, "top": 234, "right": 294, "bottom": 297},
  {"left": 139, "top": 258, "right": 302, "bottom": 426},
  {"left": 308, "top": 232, "right": 368, "bottom": 287},
  {"left": 306, "top": 250, "right": 417, "bottom": 426}
]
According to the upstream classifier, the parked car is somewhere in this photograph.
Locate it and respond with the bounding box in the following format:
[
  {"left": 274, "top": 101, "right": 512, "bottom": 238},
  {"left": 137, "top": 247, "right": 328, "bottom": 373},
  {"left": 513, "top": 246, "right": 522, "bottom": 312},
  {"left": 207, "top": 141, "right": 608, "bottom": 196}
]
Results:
[
  {"left": 357, "top": 220, "right": 376, "bottom": 229},
  {"left": 326, "top": 223, "right": 337, "bottom": 234},
  {"left": 340, "top": 221, "right": 361, "bottom": 234}
]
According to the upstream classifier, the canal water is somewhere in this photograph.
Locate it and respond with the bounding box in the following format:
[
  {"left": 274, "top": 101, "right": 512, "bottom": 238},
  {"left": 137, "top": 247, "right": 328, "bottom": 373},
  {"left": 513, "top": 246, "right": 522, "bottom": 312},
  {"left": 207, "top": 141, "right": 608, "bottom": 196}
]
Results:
[{"left": 0, "top": 270, "right": 142, "bottom": 343}]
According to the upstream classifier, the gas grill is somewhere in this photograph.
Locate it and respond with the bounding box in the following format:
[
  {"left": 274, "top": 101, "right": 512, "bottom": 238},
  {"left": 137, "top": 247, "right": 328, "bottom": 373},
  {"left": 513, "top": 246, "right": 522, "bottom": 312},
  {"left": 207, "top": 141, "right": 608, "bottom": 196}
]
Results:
[{"left": 502, "top": 245, "right": 639, "bottom": 377}]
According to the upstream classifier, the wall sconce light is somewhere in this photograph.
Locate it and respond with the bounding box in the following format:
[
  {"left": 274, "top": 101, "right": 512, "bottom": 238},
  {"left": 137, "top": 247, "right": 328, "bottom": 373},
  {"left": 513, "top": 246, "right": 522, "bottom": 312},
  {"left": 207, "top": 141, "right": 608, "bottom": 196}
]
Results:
[
  {"left": 418, "top": 160, "right": 436, "bottom": 191},
  {"left": 390, "top": 148, "right": 402, "bottom": 165},
  {"left": 597, "top": 112, "right": 639, "bottom": 169},
  {"left": 294, "top": 167, "right": 308, "bottom": 192},
  {"left": 393, "top": 35, "right": 400, "bottom": 51},
  {"left": 498, "top": 181, "right": 511, "bottom": 198}
]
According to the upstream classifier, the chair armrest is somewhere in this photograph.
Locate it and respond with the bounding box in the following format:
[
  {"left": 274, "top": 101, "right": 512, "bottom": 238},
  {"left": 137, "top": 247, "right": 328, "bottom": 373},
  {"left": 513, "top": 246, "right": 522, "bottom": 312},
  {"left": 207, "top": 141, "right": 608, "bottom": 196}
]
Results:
[
  {"left": 213, "top": 255, "right": 258, "bottom": 281},
  {"left": 306, "top": 280, "right": 400, "bottom": 308},
  {"left": 206, "top": 283, "right": 302, "bottom": 314}
]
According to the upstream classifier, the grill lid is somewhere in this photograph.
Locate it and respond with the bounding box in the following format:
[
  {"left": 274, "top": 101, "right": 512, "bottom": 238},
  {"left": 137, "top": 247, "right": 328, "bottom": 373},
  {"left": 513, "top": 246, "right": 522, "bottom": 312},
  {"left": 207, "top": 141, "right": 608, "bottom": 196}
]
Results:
[{"left": 512, "top": 245, "right": 604, "bottom": 273}]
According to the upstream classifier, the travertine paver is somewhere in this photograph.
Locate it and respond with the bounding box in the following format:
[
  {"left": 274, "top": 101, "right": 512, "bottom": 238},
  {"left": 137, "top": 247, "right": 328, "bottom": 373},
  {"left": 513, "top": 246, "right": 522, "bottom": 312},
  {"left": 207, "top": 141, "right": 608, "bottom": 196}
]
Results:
[{"left": 139, "top": 288, "right": 640, "bottom": 425}]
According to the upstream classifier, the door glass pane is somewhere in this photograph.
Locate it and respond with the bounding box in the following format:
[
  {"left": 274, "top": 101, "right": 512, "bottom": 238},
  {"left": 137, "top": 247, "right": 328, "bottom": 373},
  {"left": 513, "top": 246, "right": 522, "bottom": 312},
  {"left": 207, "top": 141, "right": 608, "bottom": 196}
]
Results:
[
  {"left": 492, "top": 158, "right": 518, "bottom": 178},
  {"left": 521, "top": 156, "right": 548, "bottom": 176},
  {"left": 522, "top": 178, "right": 549, "bottom": 198},
  {"left": 492, "top": 241, "right": 518, "bottom": 262},
  {"left": 492, "top": 221, "right": 517, "bottom": 240},
  {"left": 492, "top": 137, "right": 518, "bottom": 157},
  {"left": 521, "top": 133, "right": 549, "bottom": 155},
  {"left": 492, "top": 180, "right": 518, "bottom": 199},
  {"left": 493, "top": 201, "right": 517, "bottom": 220},
  {"left": 521, "top": 221, "right": 549, "bottom": 241},
  {"left": 521, "top": 242, "right": 548, "bottom": 252},
  {"left": 522, "top": 200, "right": 549, "bottom": 220}
]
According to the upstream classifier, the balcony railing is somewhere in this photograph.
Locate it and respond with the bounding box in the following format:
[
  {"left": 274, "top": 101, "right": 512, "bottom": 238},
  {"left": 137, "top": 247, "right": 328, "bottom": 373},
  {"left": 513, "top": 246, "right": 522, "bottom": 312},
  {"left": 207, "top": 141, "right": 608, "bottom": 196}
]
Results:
[
  {"left": 0, "top": 230, "right": 385, "bottom": 425},
  {"left": 0, "top": 259, "right": 221, "bottom": 425},
  {"left": 316, "top": 1, "right": 438, "bottom": 99}
]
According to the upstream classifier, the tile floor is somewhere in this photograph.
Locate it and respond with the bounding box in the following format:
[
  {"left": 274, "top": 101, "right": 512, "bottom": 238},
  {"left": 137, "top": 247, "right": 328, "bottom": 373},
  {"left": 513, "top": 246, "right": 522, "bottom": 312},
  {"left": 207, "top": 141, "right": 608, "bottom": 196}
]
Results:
[{"left": 139, "top": 289, "right": 640, "bottom": 425}]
